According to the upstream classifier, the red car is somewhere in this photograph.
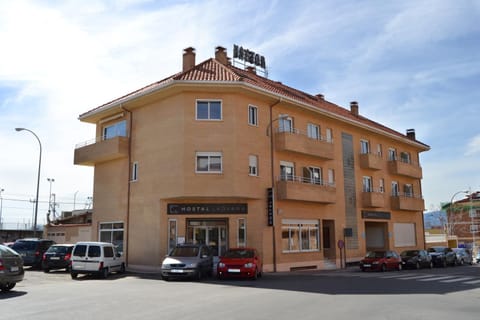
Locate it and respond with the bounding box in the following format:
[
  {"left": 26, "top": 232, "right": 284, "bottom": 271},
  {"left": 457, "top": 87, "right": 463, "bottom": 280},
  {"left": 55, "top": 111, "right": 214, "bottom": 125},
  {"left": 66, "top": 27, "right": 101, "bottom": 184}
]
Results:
[
  {"left": 359, "top": 250, "right": 402, "bottom": 272},
  {"left": 217, "top": 248, "right": 262, "bottom": 280}
]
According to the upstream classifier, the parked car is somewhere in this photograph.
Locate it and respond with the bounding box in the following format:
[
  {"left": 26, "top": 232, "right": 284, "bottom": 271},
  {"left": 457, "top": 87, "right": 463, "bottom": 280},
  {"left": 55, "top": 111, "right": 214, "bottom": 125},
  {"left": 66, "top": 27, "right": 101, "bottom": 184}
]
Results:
[
  {"left": 476, "top": 251, "right": 480, "bottom": 264},
  {"left": 217, "top": 248, "right": 262, "bottom": 280},
  {"left": 11, "top": 238, "right": 56, "bottom": 268},
  {"left": 452, "top": 248, "right": 473, "bottom": 266},
  {"left": 161, "top": 243, "right": 213, "bottom": 281},
  {"left": 70, "top": 242, "right": 125, "bottom": 279},
  {"left": 0, "top": 244, "right": 24, "bottom": 292},
  {"left": 400, "top": 250, "right": 433, "bottom": 269},
  {"left": 42, "top": 244, "right": 74, "bottom": 272},
  {"left": 359, "top": 250, "right": 402, "bottom": 272},
  {"left": 427, "top": 247, "right": 457, "bottom": 267}
]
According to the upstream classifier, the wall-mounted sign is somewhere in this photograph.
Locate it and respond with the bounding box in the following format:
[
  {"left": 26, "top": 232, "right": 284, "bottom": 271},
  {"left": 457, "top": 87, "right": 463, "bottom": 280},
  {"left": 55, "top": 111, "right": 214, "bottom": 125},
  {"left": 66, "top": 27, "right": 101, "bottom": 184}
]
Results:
[
  {"left": 167, "top": 203, "right": 248, "bottom": 214},
  {"left": 233, "top": 44, "right": 266, "bottom": 69},
  {"left": 267, "top": 188, "right": 274, "bottom": 226},
  {"left": 361, "top": 211, "right": 391, "bottom": 220}
]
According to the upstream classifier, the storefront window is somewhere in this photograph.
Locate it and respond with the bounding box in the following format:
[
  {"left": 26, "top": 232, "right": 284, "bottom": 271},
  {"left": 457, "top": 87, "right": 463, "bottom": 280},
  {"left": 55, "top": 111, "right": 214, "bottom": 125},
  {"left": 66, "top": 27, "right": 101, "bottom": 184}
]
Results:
[
  {"left": 99, "top": 222, "right": 124, "bottom": 255},
  {"left": 238, "top": 218, "right": 246, "bottom": 247},
  {"left": 282, "top": 220, "right": 320, "bottom": 252},
  {"left": 168, "top": 219, "right": 177, "bottom": 254}
]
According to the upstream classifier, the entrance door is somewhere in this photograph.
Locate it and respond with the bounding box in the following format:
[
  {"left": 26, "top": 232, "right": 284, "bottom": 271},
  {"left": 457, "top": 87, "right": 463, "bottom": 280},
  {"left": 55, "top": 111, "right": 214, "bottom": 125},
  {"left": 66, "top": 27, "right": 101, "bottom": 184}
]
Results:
[{"left": 187, "top": 220, "right": 227, "bottom": 257}]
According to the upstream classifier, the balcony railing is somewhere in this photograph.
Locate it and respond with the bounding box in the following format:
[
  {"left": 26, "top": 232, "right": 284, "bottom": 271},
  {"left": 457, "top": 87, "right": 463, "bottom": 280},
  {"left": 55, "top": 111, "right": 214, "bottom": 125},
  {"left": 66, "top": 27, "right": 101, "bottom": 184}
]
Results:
[
  {"left": 388, "top": 159, "right": 423, "bottom": 179},
  {"left": 74, "top": 135, "right": 129, "bottom": 166},
  {"left": 275, "top": 128, "right": 334, "bottom": 159},
  {"left": 276, "top": 175, "right": 336, "bottom": 204},
  {"left": 391, "top": 193, "right": 425, "bottom": 211}
]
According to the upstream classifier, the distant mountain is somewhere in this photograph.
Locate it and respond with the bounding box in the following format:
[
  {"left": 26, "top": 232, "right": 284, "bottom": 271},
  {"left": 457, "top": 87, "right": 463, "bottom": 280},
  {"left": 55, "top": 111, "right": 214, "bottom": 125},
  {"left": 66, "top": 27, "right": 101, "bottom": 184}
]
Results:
[{"left": 423, "top": 210, "right": 446, "bottom": 229}]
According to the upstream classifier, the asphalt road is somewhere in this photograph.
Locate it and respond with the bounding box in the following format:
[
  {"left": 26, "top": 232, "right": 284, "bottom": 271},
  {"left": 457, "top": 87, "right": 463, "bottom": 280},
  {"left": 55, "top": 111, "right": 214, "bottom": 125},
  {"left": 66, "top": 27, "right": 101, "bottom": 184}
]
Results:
[{"left": 1, "top": 264, "right": 479, "bottom": 320}]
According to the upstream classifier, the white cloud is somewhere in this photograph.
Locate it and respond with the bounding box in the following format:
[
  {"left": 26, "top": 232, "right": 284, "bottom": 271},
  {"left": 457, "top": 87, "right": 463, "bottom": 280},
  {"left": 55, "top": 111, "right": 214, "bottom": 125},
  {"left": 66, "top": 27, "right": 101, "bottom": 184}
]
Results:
[{"left": 465, "top": 134, "right": 480, "bottom": 156}]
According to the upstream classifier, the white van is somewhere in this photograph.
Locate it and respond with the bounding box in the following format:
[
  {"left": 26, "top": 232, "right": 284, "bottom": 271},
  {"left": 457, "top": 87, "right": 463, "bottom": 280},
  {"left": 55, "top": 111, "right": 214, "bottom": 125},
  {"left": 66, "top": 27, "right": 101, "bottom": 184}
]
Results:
[{"left": 70, "top": 241, "right": 125, "bottom": 279}]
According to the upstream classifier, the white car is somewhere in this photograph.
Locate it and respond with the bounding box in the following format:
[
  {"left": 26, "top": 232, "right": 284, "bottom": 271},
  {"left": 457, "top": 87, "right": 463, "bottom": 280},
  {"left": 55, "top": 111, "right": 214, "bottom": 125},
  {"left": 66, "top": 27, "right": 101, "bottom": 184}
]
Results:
[{"left": 70, "top": 242, "right": 125, "bottom": 279}]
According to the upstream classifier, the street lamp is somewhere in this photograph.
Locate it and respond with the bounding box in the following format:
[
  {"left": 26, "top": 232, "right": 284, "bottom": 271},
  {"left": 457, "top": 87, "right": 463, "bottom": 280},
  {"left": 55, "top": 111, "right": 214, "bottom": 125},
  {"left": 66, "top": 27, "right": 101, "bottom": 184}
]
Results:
[
  {"left": 15, "top": 128, "right": 42, "bottom": 238},
  {"left": 0, "top": 188, "right": 4, "bottom": 227},
  {"left": 47, "top": 178, "right": 55, "bottom": 221},
  {"left": 267, "top": 112, "right": 289, "bottom": 272}
]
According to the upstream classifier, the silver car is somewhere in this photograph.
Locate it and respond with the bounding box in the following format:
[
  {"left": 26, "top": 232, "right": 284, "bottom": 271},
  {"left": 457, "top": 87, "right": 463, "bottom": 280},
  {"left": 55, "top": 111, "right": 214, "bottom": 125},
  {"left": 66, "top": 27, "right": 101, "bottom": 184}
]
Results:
[
  {"left": 0, "top": 244, "right": 25, "bottom": 292},
  {"left": 452, "top": 248, "right": 473, "bottom": 265},
  {"left": 161, "top": 244, "right": 213, "bottom": 281}
]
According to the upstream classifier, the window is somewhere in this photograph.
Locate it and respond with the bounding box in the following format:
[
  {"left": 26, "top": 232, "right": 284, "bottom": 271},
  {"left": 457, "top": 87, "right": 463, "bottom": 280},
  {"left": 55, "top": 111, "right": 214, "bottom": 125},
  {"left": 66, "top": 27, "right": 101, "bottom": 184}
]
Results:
[
  {"left": 391, "top": 181, "right": 399, "bottom": 196},
  {"left": 379, "top": 178, "right": 385, "bottom": 193},
  {"left": 404, "top": 184, "right": 413, "bottom": 197},
  {"left": 307, "top": 123, "right": 320, "bottom": 140},
  {"left": 279, "top": 117, "right": 293, "bottom": 133},
  {"left": 326, "top": 128, "right": 333, "bottom": 143},
  {"left": 280, "top": 161, "right": 295, "bottom": 181},
  {"left": 249, "top": 155, "right": 258, "bottom": 176},
  {"left": 131, "top": 161, "right": 138, "bottom": 182},
  {"left": 377, "top": 144, "right": 383, "bottom": 157},
  {"left": 360, "top": 140, "right": 370, "bottom": 154},
  {"left": 362, "top": 176, "right": 373, "bottom": 192},
  {"left": 400, "top": 152, "right": 411, "bottom": 164},
  {"left": 168, "top": 219, "right": 177, "bottom": 254},
  {"left": 282, "top": 219, "right": 320, "bottom": 252},
  {"left": 394, "top": 223, "right": 416, "bottom": 247},
  {"left": 103, "top": 120, "right": 127, "bottom": 140},
  {"left": 388, "top": 148, "right": 397, "bottom": 161},
  {"left": 248, "top": 105, "right": 258, "bottom": 126},
  {"left": 196, "top": 100, "right": 222, "bottom": 120},
  {"left": 238, "top": 218, "right": 246, "bottom": 247},
  {"left": 304, "top": 167, "right": 321, "bottom": 184},
  {"left": 327, "top": 169, "right": 335, "bottom": 186},
  {"left": 99, "top": 222, "right": 124, "bottom": 255},
  {"left": 104, "top": 246, "right": 114, "bottom": 258},
  {"left": 196, "top": 152, "right": 222, "bottom": 173}
]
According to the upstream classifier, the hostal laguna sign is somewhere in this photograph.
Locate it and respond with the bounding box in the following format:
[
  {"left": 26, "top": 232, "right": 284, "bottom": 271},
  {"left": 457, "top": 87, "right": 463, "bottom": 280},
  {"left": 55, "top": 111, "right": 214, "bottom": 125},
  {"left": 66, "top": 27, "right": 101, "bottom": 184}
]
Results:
[{"left": 233, "top": 44, "right": 266, "bottom": 69}]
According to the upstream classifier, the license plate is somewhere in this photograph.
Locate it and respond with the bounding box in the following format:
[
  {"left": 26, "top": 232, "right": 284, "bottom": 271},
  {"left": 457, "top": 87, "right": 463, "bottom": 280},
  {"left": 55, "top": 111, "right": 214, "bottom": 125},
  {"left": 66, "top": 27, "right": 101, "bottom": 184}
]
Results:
[
  {"left": 11, "top": 266, "right": 19, "bottom": 272},
  {"left": 171, "top": 269, "right": 184, "bottom": 273},
  {"left": 228, "top": 269, "right": 241, "bottom": 273},
  {"left": 363, "top": 264, "right": 371, "bottom": 267},
  {"left": 50, "top": 257, "right": 60, "bottom": 260}
]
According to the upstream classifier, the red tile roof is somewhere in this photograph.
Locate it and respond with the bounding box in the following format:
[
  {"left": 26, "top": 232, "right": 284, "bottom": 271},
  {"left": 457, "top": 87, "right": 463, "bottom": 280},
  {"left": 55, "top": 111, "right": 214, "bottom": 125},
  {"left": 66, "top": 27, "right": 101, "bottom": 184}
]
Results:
[{"left": 80, "top": 57, "right": 429, "bottom": 149}]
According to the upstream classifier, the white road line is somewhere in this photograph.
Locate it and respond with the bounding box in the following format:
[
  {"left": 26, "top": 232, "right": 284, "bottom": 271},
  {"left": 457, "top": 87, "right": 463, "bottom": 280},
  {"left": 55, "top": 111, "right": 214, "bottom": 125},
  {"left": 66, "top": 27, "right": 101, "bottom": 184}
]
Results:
[
  {"left": 395, "top": 275, "right": 435, "bottom": 280},
  {"left": 440, "top": 277, "right": 474, "bottom": 283},
  {"left": 464, "top": 279, "right": 480, "bottom": 285},
  {"left": 418, "top": 276, "right": 455, "bottom": 281}
]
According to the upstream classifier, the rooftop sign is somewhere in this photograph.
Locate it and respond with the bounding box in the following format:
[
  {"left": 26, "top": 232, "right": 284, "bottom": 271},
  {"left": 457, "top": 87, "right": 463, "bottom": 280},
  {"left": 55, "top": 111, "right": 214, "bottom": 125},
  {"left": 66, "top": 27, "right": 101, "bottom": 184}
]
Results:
[{"left": 232, "top": 44, "right": 267, "bottom": 77}]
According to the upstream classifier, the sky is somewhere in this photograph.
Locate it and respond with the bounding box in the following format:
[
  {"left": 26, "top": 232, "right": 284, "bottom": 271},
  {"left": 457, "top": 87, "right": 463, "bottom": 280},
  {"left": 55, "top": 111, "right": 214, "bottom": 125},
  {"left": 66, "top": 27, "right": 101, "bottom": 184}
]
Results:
[{"left": 0, "top": 0, "right": 479, "bottom": 227}]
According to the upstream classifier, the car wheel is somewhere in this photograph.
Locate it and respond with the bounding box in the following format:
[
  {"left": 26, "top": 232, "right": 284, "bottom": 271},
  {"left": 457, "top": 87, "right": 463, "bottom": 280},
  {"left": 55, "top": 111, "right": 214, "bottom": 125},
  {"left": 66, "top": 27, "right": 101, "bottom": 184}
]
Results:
[
  {"left": 102, "top": 268, "right": 109, "bottom": 279},
  {"left": 429, "top": 261, "right": 433, "bottom": 269},
  {"left": 71, "top": 272, "right": 78, "bottom": 279},
  {"left": 0, "top": 283, "right": 16, "bottom": 292},
  {"left": 253, "top": 268, "right": 259, "bottom": 280},
  {"left": 442, "top": 259, "right": 447, "bottom": 268},
  {"left": 43, "top": 268, "right": 50, "bottom": 273},
  {"left": 120, "top": 263, "right": 126, "bottom": 273},
  {"left": 381, "top": 264, "right": 387, "bottom": 272},
  {"left": 415, "top": 262, "right": 420, "bottom": 270},
  {"left": 458, "top": 259, "right": 464, "bottom": 266},
  {"left": 397, "top": 263, "right": 402, "bottom": 271}
]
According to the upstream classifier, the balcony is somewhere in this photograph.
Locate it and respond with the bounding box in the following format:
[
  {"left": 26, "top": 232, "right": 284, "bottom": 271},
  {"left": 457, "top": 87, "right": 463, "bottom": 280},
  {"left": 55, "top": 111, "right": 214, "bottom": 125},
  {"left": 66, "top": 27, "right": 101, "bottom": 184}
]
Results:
[
  {"left": 361, "top": 191, "right": 385, "bottom": 208},
  {"left": 388, "top": 160, "right": 423, "bottom": 179},
  {"left": 74, "top": 136, "right": 129, "bottom": 166},
  {"left": 276, "top": 176, "right": 336, "bottom": 204},
  {"left": 359, "top": 153, "right": 383, "bottom": 170},
  {"left": 275, "top": 129, "right": 334, "bottom": 159},
  {"left": 391, "top": 194, "right": 425, "bottom": 211}
]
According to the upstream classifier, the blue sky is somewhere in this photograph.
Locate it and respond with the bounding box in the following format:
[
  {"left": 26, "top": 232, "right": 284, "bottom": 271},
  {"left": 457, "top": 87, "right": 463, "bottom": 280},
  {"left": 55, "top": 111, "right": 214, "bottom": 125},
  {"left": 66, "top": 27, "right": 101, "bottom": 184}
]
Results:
[{"left": 0, "top": 0, "right": 479, "bottom": 225}]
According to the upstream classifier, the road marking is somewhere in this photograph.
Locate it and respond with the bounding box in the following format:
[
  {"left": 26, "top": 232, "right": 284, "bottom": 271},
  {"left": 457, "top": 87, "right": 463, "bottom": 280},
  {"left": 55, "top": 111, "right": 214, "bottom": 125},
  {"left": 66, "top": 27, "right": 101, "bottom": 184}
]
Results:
[
  {"left": 439, "top": 277, "right": 474, "bottom": 283},
  {"left": 395, "top": 275, "right": 435, "bottom": 280},
  {"left": 464, "top": 279, "right": 480, "bottom": 285},
  {"left": 418, "top": 276, "right": 455, "bottom": 281}
]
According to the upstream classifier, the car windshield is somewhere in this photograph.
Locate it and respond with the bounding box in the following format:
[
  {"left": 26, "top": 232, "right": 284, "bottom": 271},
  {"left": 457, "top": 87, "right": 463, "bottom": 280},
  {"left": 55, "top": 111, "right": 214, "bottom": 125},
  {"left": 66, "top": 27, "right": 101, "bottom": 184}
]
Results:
[
  {"left": 428, "top": 247, "right": 443, "bottom": 253},
  {"left": 12, "top": 241, "right": 37, "bottom": 250},
  {"left": 401, "top": 250, "right": 418, "bottom": 257},
  {"left": 170, "top": 246, "right": 199, "bottom": 257},
  {"left": 224, "top": 249, "right": 254, "bottom": 259},
  {"left": 47, "top": 246, "right": 69, "bottom": 254},
  {"left": 0, "top": 244, "right": 19, "bottom": 257},
  {"left": 365, "top": 251, "right": 385, "bottom": 258}
]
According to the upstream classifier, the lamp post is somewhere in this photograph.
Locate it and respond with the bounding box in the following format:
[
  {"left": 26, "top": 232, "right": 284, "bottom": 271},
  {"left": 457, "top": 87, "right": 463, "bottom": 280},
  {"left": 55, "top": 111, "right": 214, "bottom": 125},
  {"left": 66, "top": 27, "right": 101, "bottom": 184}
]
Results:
[
  {"left": 15, "top": 128, "right": 42, "bottom": 238},
  {"left": 267, "top": 112, "right": 289, "bottom": 273},
  {"left": 0, "top": 188, "right": 4, "bottom": 228},
  {"left": 47, "top": 178, "right": 55, "bottom": 221}
]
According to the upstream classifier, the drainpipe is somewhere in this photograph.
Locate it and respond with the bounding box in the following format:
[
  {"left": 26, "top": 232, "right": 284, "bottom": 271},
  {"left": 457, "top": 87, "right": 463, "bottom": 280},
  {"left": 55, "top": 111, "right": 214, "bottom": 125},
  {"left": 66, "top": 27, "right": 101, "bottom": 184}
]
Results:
[{"left": 121, "top": 104, "right": 132, "bottom": 267}]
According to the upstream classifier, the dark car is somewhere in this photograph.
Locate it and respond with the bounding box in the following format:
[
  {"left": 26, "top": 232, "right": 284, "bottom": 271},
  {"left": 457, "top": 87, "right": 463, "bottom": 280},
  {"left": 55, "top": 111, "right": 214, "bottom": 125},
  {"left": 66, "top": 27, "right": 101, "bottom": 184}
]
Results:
[
  {"left": 400, "top": 250, "right": 433, "bottom": 269},
  {"left": 0, "top": 244, "right": 25, "bottom": 292},
  {"left": 217, "top": 248, "right": 262, "bottom": 280},
  {"left": 427, "top": 246, "right": 457, "bottom": 267},
  {"left": 42, "top": 244, "right": 74, "bottom": 272},
  {"left": 360, "top": 250, "right": 402, "bottom": 272},
  {"left": 11, "top": 238, "right": 56, "bottom": 268},
  {"left": 160, "top": 243, "right": 213, "bottom": 281}
]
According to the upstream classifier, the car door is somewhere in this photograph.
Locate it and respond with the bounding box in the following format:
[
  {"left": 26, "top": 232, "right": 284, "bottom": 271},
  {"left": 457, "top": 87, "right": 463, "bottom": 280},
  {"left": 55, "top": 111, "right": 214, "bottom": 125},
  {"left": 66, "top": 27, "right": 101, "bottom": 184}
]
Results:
[
  {"left": 72, "top": 244, "right": 88, "bottom": 271},
  {"left": 199, "top": 246, "right": 212, "bottom": 274}
]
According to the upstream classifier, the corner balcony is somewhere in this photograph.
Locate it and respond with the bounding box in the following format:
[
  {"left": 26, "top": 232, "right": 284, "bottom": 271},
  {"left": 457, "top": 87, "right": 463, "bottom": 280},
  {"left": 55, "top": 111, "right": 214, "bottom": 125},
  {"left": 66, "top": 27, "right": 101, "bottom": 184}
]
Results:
[
  {"left": 359, "top": 153, "right": 383, "bottom": 170},
  {"left": 388, "top": 160, "right": 423, "bottom": 179},
  {"left": 361, "top": 191, "right": 385, "bottom": 208},
  {"left": 74, "top": 136, "right": 129, "bottom": 166},
  {"left": 275, "top": 129, "right": 334, "bottom": 159},
  {"left": 276, "top": 176, "right": 336, "bottom": 204},
  {"left": 391, "top": 194, "right": 425, "bottom": 211}
]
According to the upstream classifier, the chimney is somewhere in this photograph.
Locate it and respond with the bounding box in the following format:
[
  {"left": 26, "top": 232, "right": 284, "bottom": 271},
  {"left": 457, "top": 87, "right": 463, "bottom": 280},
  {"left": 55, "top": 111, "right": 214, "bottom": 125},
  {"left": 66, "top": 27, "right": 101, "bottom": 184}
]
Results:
[
  {"left": 350, "top": 101, "right": 359, "bottom": 116},
  {"left": 215, "top": 46, "right": 228, "bottom": 65},
  {"left": 316, "top": 94, "right": 325, "bottom": 101},
  {"left": 246, "top": 66, "right": 256, "bottom": 74},
  {"left": 406, "top": 129, "right": 416, "bottom": 140},
  {"left": 182, "top": 47, "right": 196, "bottom": 72}
]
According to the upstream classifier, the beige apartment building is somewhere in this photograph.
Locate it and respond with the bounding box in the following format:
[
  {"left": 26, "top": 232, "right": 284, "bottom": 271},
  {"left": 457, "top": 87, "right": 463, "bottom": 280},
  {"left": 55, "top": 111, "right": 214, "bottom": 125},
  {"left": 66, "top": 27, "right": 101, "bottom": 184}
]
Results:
[{"left": 74, "top": 46, "right": 430, "bottom": 272}]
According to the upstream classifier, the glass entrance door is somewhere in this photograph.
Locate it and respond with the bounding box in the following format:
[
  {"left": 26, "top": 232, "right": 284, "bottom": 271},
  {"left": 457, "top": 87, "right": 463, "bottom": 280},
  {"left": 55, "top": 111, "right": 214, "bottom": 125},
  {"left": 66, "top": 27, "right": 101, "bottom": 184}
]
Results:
[{"left": 187, "top": 219, "right": 227, "bottom": 257}]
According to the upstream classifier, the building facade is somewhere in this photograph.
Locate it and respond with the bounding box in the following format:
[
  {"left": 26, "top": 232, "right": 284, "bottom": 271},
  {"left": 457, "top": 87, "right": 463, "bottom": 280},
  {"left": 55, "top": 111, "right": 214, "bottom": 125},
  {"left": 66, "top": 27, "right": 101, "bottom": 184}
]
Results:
[{"left": 74, "top": 46, "right": 429, "bottom": 272}]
